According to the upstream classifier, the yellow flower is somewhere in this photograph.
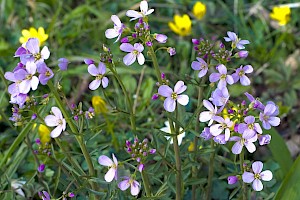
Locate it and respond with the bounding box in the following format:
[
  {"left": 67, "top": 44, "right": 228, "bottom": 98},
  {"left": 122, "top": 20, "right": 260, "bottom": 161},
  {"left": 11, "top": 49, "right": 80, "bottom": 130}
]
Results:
[
  {"left": 192, "top": 2, "right": 206, "bottom": 20},
  {"left": 33, "top": 123, "right": 51, "bottom": 144},
  {"left": 92, "top": 96, "right": 108, "bottom": 114},
  {"left": 168, "top": 14, "right": 192, "bottom": 36},
  {"left": 270, "top": 6, "right": 291, "bottom": 26},
  {"left": 188, "top": 142, "right": 195, "bottom": 152},
  {"left": 19, "top": 27, "right": 48, "bottom": 45}
]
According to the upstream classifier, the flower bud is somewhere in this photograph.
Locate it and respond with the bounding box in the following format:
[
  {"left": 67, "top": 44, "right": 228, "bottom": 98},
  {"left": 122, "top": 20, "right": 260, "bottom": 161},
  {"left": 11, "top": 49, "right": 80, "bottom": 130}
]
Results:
[
  {"left": 192, "top": 38, "right": 200, "bottom": 45},
  {"left": 228, "top": 176, "right": 238, "bottom": 184},
  {"left": 31, "top": 113, "right": 37, "bottom": 120},
  {"left": 236, "top": 51, "right": 248, "bottom": 58},
  {"left": 167, "top": 47, "right": 176, "bottom": 56},
  {"left": 152, "top": 94, "right": 159, "bottom": 100},
  {"left": 38, "top": 164, "right": 45, "bottom": 173},
  {"left": 84, "top": 58, "right": 94, "bottom": 65},
  {"left": 121, "top": 37, "right": 129, "bottom": 43},
  {"left": 149, "top": 149, "right": 156, "bottom": 154},
  {"left": 36, "top": 138, "right": 41, "bottom": 145},
  {"left": 259, "top": 134, "right": 271, "bottom": 145},
  {"left": 146, "top": 41, "right": 153, "bottom": 46},
  {"left": 68, "top": 192, "right": 75, "bottom": 198},
  {"left": 138, "top": 163, "right": 144, "bottom": 172},
  {"left": 154, "top": 34, "right": 168, "bottom": 43}
]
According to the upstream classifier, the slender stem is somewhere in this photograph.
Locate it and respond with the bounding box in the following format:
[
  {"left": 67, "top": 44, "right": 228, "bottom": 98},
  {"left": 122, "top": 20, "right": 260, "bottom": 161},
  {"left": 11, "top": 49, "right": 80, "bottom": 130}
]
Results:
[
  {"left": 206, "top": 140, "right": 215, "bottom": 200},
  {"left": 133, "top": 65, "right": 146, "bottom": 114},
  {"left": 148, "top": 46, "right": 162, "bottom": 84},
  {"left": 0, "top": 68, "right": 8, "bottom": 89},
  {"left": 240, "top": 150, "right": 247, "bottom": 200},
  {"left": 141, "top": 170, "right": 151, "bottom": 197}
]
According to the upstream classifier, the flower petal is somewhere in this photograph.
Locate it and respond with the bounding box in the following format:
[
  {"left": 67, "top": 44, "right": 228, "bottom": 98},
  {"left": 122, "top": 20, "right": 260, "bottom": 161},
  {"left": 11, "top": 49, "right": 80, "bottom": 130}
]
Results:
[
  {"left": 158, "top": 85, "right": 172, "bottom": 97},
  {"left": 209, "top": 73, "right": 220, "bottom": 83},
  {"left": 260, "top": 170, "right": 273, "bottom": 181},
  {"left": 252, "top": 179, "right": 263, "bottom": 191},
  {"left": 104, "top": 167, "right": 116, "bottom": 182},
  {"left": 252, "top": 161, "right": 263, "bottom": 174},
  {"left": 177, "top": 94, "right": 189, "bottom": 106},
  {"left": 268, "top": 117, "right": 280, "bottom": 127},
  {"left": 120, "top": 43, "right": 134, "bottom": 52},
  {"left": 199, "top": 111, "right": 212, "bottom": 122},
  {"left": 118, "top": 179, "right": 130, "bottom": 191},
  {"left": 174, "top": 81, "right": 187, "bottom": 94},
  {"left": 242, "top": 172, "right": 254, "bottom": 183},
  {"left": 45, "top": 115, "right": 58, "bottom": 127},
  {"left": 203, "top": 100, "right": 214, "bottom": 111},
  {"left": 111, "top": 15, "right": 122, "bottom": 27},
  {"left": 31, "top": 76, "right": 39, "bottom": 90},
  {"left": 26, "top": 38, "right": 40, "bottom": 54},
  {"left": 217, "top": 64, "right": 227, "bottom": 74},
  {"left": 134, "top": 43, "right": 144, "bottom": 52},
  {"left": 137, "top": 53, "right": 145, "bottom": 65},
  {"left": 101, "top": 77, "right": 109, "bottom": 88},
  {"left": 232, "top": 141, "right": 243, "bottom": 154},
  {"left": 164, "top": 97, "right": 176, "bottom": 112},
  {"left": 88, "top": 64, "right": 99, "bottom": 76},
  {"left": 50, "top": 125, "right": 63, "bottom": 138},
  {"left": 130, "top": 180, "right": 140, "bottom": 196},
  {"left": 98, "top": 62, "right": 106, "bottom": 75},
  {"left": 98, "top": 155, "right": 113, "bottom": 166},
  {"left": 41, "top": 46, "right": 50, "bottom": 59},
  {"left": 89, "top": 80, "right": 101, "bottom": 90},
  {"left": 123, "top": 53, "right": 136, "bottom": 66},
  {"left": 191, "top": 61, "right": 201, "bottom": 70},
  {"left": 210, "top": 124, "right": 223, "bottom": 136},
  {"left": 51, "top": 107, "right": 63, "bottom": 119},
  {"left": 19, "top": 80, "right": 31, "bottom": 94},
  {"left": 245, "top": 142, "right": 256, "bottom": 153},
  {"left": 105, "top": 29, "right": 119, "bottom": 39}
]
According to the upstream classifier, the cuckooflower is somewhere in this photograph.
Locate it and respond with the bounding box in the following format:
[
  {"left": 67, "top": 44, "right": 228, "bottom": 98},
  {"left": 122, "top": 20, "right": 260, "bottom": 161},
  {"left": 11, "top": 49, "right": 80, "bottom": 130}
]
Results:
[
  {"left": 192, "top": 1, "right": 206, "bottom": 20},
  {"left": 15, "top": 61, "right": 39, "bottom": 94},
  {"left": 105, "top": 15, "right": 125, "bottom": 42},
  {"left": 209, "top": 87, "right": 230, "bottom": 108},
  {"left": 44, "top": 107, "right": 66, "bottom": 138},
  {"left": 160, "top": 121, "right": 186, "bottom": 145},
  {"left": 98, "top": 154, "right": 118, "bottom": 182},
  {"left": 244, "top": 92, "right": 265, "bottom": 111},
  {"left": 118, "top": 176, "right": 141, "bottom": 196},
  {"left": 120, "top": 43, "right": 145, "bottom": 66},
  {"left": 259, "top": 134, "right": 271, "bottom": 145},
  {"left": 191, "top": 57, "right": 208, "bottom": 78},
  {"left": 232, "top": 65, "right": 253, "bottom": 86},
  {"left": 242, "top": 161, "right": 273, "bottom": 191},
  {"left": 158, "top": 81, "right": 189, "bottom": 112},
  {"left": 270, "top": 6, "right": 291, "bottom": 26},
  {"left": 224, "top": 31, "right": 250, "bottom": 49},
  {"left": 230, "top": 133, "right": 257, "bottom": 154},
  {"left": 199, "top": 100, "right": 218, "bottom": 126},
  {"left": 209, "top": 64, "right": 234, "bottom": 89},
  {"left": 238, "top": 116, "right": 262, "bottom": 138},
  {"left": 25, "top": 38, "right": 50, "bottom": 64},
  {"left": 200, "top": 127, "right": 213, "bottom": 140},
  {"left": 19, "top": 27, "right": 48, "bottom": 45},
  {"left": 88, "top": 62, "right": 109, "bottom": 90},
  {"left": 168, "top": 14, "right": 192, "bottom": 36},
  {"left": 37, "top": 62, "right": 54, "bottom": 85},
  {"left": 210, "top": 116, "right": 233, "bottom": 141},
  {"left": 126, "top": 0, "right": 154, "bottom": 21},
  {"left": 259, "top": 103, "right": 280, "bottom": 130}
]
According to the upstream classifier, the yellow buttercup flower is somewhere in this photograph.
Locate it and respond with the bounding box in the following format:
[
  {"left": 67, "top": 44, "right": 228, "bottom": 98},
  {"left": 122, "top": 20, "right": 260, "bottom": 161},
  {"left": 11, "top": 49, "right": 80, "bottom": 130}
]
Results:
[
  {"left": 270, "top": 6, "right": 291, "bottom": 26},
  {"left": 192, "top": 2, "right": 206, "bottom": 20},
  {"left": 32, "top": 123, "right": 51, "bottom": 144},
  {"left": 168, "top": 14, "right": 192, "bottom": 36},
  {"left": 92, "top": 96, "right": 108, "bottom": 114},
  {"left": 19, "top": 27, "right": 48, "bottom": 45}
]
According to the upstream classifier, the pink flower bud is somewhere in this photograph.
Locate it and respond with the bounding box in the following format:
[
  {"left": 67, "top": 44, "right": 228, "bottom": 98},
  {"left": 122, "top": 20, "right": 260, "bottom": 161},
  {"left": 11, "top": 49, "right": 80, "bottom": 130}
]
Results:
[
  {"left": 228, "top": 176, "right": 238, "bottom": 184},
  {"left": 154, "top": 34, "right": 168, "bottom": 43}
]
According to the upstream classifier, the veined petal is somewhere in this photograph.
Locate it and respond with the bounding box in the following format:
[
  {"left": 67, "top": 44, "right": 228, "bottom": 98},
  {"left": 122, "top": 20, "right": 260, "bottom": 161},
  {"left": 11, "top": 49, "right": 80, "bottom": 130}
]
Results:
[
  {"left": 123, "top": 53, "right": 136, "bottom": 66},
  {"left": 102, "top": 77, "right": 109, "bottom": 88},
  {"left": 227, "top": 31, "right": 237, "bottom": 41},
  {"left": 260, "top": 170, "right": 272, "bottom": 181},
  {"left": 244, "top": 65, "right": 253, "bottom": 73},
  {"left": 19, "top": 80, "right": 31, "bottom": 94},
  {"left": 198, "top": 68, "right": 208, "bottom": 78},
  {"left": 26, "top": 61, "right": 37, "bottom": 74},
  {"left": 50, "top": 125, "right": 63, "bottom": 138},
  {"left": 177, "top": 94, "right": 189, "bottom": 106},
  {"left": 174, "top": 81, "right": 186, "bottom": 94},
  {"left": 88, "top": 64, "right": 99, "bottom": 76},
  {"left": 245, "top": 142, "right": 256, "bottom": 153},
  {"left": 199, "top": 111, "right": 212, "bottom": 122},
  {"left": 89, "top": 80, "right": 101, "bottom": 90},
  {"left": 252, "top": 179, "right": 263, "bottom": 191},
  {"left": 120, "top": 43, "right": 134, "bottom": 52},
  {"left": 226, "top": 75, "right": 234, "bottom": 85},
  {"left": 137, "top": 53, "right": 145, "bottom": 65},
  {"left": 203, "top": 100, "right": 214, "bottom": 111},
  {"left": 111, "top": 15, "right": 122, "bottom": 27},
  {"left": 105, "top": 29, "right": 119, "bottom": 39},
  {"left": 52, "top": 107, "right": 63, "bottom": 119},
  {"left": 210, "top": 124, "right": 223, "bottom": 136},
  {"left": 134, "top": 43, "right": 144, "bottom": 52},
  {"left": 218, "top": 64, "right": 227, "bottom": 74},
  {"left": 98, "top": 62, "right": 106, "bottom": 75},
  {"left": 130, "top": 180, "right": 140, "bottom": 196},
  {"left": 232, "top": 141, "right": 243, "bottom": 154},
  {"left": 41, "top": 46, "right": 50, "bottom": 60},
  {"left": 118, "top": 179, "right": 130, "bottom": 191},
  {"left": 240, "top": 75, "right": 250, "bottom": 86},
  {"left": 242, "top": 172, "right": 254, "bottom": 183},
  {"left": 191, "top": 61, "right": 201, "bottom": 71},
  {"left": 26, "top": 38, "right": 40, "bottom": 54},
  {"left": 158, "top": 85, "right": 172, "bottom": 97},
  {"left": 45, "top": 115, "right": 59, "bottom": 127},
  {"left": 164, "top": 97, "right": 176, "bottom": 112},
  {"left": 268, "top": 117, "right": 280, "bottom": 127},
  {"left": 104, "top": 168, "right": 116, "bottom": 182},
  {"left": 98, "top": 155, "right": 113, "bottom": 166},
  {"left": 209, "top": 73, "right": 220, "bottom": 83},
  {"left": 264, "top": 104, "right": 276, "bottom": 115},
  {"left": 252, "top": 161, "right": 263, "bottom": 174}
]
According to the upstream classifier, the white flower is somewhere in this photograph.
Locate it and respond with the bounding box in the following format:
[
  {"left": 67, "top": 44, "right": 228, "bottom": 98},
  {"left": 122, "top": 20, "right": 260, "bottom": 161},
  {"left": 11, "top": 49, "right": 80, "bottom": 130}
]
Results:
[
  {"left": 105, "top": 15, "right": 125, "bottom": 42},
  {"left": 11, "top": 180, "right": 26, "bottom": 197},
  {"left": 160, "top": 121, "right": 185, "bottom": 145},
  {"left": 45, "top": 107, "right": 66, "bottom": 138},
  {"left": 126, "top": 0, "right": 154, "bottom": 21}
]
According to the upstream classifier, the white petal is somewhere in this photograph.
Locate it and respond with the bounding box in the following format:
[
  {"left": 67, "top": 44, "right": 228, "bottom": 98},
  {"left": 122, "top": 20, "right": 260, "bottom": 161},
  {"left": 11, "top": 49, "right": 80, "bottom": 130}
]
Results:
[
  {"left": 104, "top": 168, "right": 116, "bottom": 182},
  {"left": 105, "top": 29, "right": 119, "bottom": 39},
  {"left": 98, "top": 155, "right": 113, "bottom": 166},
  {"left": 260, "top": 170, "right": 273, "bottom": 181},
  {"left": 123, "top": 53, "right": 136, "bottom": 66},
  {"left": 41, "top": 46, "right": 50, "bottom": 60},
  {"left": 89, "top": 80, "right": 101, "bottom": 90},
  {"left": 177, "top": 132, "right": 186, "bottom": 145},
  {"left": 199, "top": 111, "right": 212, "bottom": 122},
  {"left": 252, "top": 179, "right": 263, "bottom": 191},
  {"left": 102, "top": 77, "right": 109, "bottom": 88},
  {"left": 177, "top": 94, "right": 189, "bottom": 106},
  {"left": 30, "top": 76, "right": 39, "bottom": 90},
  {"left": 50, "top": 125, "right": 63, "bottom": 138},
  {"left": 232, "top": 141, "right": 243, "bottom": 154},
  {"left": 140, "top": 0, "right": 148, "bottom": 13},
  {"left": 111, "top": 15, "right": 122, "bottom": 27},
  {"left": 137, "top": 53, "right": 145, "bottom": 65},
  {"left": 242, "top": 172, "right": 255, "bottom": 183},
  {"left": 51, "top": 107, "right": 63, "bottom": 119},
  {"left": 164, "top": 97, "right": 176, "bottom": 112},
  {"left": 245, "top": 142, "right": 256, "bottom": 153},
  {"left": 19, "top": 80, "right": 31, "bottom": 94},
  {"left": 210, "top": 124, "right": 223, "bottom": 136},
  {"left": 203, "top": 100, "right": 214, "bottom": 111},
  {"left": 126, "top": 10, "right": 142, "bottom": 19},
  {"left": 45, "top": 115, "right": 59, "bottom": 127}
]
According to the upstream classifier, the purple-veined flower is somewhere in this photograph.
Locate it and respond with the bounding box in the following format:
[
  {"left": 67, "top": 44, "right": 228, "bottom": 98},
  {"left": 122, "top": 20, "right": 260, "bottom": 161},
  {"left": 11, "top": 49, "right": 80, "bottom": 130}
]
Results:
[
  {"left": 154, "top": 33, "right": 167, "bottom": 43},
  {"left": 238, "top": 116, "right": 262, "bottom": 138},
  {"left": 230, "top": 133, "right": 257, "bottom": 154},
  {"left": 98, "top": 154, "right": 118, "bottom": 182},
  {"left": 242, "top": 161, "right": 273, "bottom": 191},
  {"left": 38, "top": 191, "right": 51, "bottom": 200},
  {"left": 244, "top": 92, "right": 265, "bottom": 111},
  {"left": 232, "top": 65, "right": 253, "bottom": 86},
  {"left": 158, "top": 81, "right": 189, "bottom": 112},
  {"left": 37, "top": 62, "right": 54, "bottom": 85},
  {"left": 228, "top": 176, "right": 238, "bottom": 185},
  {"left": 15, "top": 61, "right": 39, "bottom": 94},
  {"left": 120, "top": 43, "right": 145, "bottom": 66},
  {"left": 191, "top": 57, "right": 208, "bottom": 78},
  {"left": 88, "top": 62, "right": 109, "bottom": 90},
  {"left": 224, "top": 31, "right": 250, "bottom": 50},
  {"left": 259, "top": 103, "right": 280, "bottom": 130},
  {"left": 58, "top": 58, "right": 69, "bottom": 71},
  {"left": 25, "top": 38, "right": 50, "bottom": 64},
  {"left": 200, "top": 127, "right": 213, "bottom": 140},
  {"left": 199, "top": 100, "right": 218, "bottom": 126},
  {"left": 259, "top": 134, "right": 271, "bottom": 145},
  {"left": 210, "top": 117, "right": 233, "bottom": 141},
  {"left": 105, "top": 15, "right": 125, "bottom": 42},
  {"left": 209, "top": 64, "right": 234, "bottom": 89},
  {"left": 209, "top": 87, "right": 230, "bottom": 108},
  {"left": 126, "top": 0, "right": 154, "bottom": 21},
  {"left": 118, "top": 176, "right": 141, "bottom": 196},
  {"left": 44, "top": 107, "right": 66, "bottom": 138},
  {"left": 160, "top": 121, "right": 185, "bottom": 145}
]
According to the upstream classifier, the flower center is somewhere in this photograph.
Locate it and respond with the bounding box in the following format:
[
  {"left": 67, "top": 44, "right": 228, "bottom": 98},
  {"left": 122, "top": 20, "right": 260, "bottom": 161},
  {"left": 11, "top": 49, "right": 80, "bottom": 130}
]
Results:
[
  {"left": 238, "top": 70, "right": 245, "bottom": 77},
  {"left": 254, "top": 173, "right": 261, "bottom": 179},
  {"left": 34, "top": 53, "right": 42, "bottom": 61},
  {"left": 45, "top": 70, "right": 51, "bottom": 77},
  {"left": 248, "top": 123, "right": 254, "bottom": 130},
  {"left": 220, "top": 74, "right": 227, "bottom": 80},
  {"left": 171, "top": 92, "right": 178, "bottom": 100},
  {"left": 263, "top": 115, "right": 269, "bottom": 121},
  {"left": 133, "top": 50, "right": 139, "bottom": 55},
  {"left": 96, "top": 74, "right": 103, "bottom": 80},
  {"left": 58, "top": 119, "right": 63, "bottom": 125},
  {"left": 26, "top": 74, "right": 33, "bottom": 80}
]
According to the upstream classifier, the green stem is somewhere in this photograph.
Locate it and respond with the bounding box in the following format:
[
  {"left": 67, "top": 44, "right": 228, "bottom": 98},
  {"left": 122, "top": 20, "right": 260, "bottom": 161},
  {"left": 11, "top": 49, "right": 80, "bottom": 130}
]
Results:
[
  {"left": 206, "top": 140, "right": 215, "bottom": 200},
  {"left": 141, "top": 170, "right": 151, "bottom": 197},
  {"left": 240, "top": 150, "right": 247, "bottom": 200},
  {"left": 0, "top": 67, "right": 8, "bottom": 89},
  {"left": 148, "top": 46, "right": 162, "bottom": 84}
]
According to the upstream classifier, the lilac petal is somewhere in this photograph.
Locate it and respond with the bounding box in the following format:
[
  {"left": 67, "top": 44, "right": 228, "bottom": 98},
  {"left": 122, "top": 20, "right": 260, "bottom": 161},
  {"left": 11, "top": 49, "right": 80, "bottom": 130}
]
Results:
[
  {"left": 112, "top": 153, "right": 118, "bottom": 166},
  {"left": 98, "top": 155, "right": 113, "bottom": 166},
  {"left": 120, "top": 43, "right": 134, "bottom": 52},
  {"left": 105, "top": 29, "right": 119, "bottom": 39},
  {"left": 89, "top": 80, "right": 101, "bottom": 90},
  {"left": 243, "top": 129, "right": 256, "bottom": 139},
  {"left": 262, "top": 120, "right": 271, "bottom": 130},
  {"left": 217, "top": 79, "right": 226, "bottom": 89},
  {"left": 239, "top": 40, "right": 250, "bottom": 45},
  {"left": 199, "top": 111, "right": 212, "bottom": 122},
  {"left": 238, "top": 123, "right": 247, "bottom": 134},
  {"left": 134, "top": 43, "right": 144, "bottom": 53},
  {"left": 131, "top": 181, "right": 140, "bottom": 196},
  {"left": 252, "top": 161, "right": 263, "bottom": 174},
  {"left": 252, "top": 179, "right": 263, "bottom": 191},
  {"left": 227, "top": 31, "right": 237, "bottom": 41},
  {"left": 118, "top": 179, "right": 130, "bottom": 191},
  {"left": 198, "top": 68, "right": 208, "bottom": 78},
  {"left": 260, "top": 170, "right": 272, "bottom": 181},
  {"left": 225, "top": 128, "right": 230, "bottom": 141},
  {"left": 210, "top": 124, "right": 223, "bottom": 136},
  {"left": 26, "top": 38, "right": 40, "bottom": 54},
  {"left": 50, "top": 125, "right": 63, "bottom": 138},
  {"left": 51, "top": 107, "right": 63, "bottom": 119},
  {"left": 203, "top": 100, "right": 214, "bottom": 112},
  {"left": 8, "top": 83, "right": 18, "bottom": 95},
  {"left": 111, "top": 15, "right": 121, "bottom": 27},
  {"left": 268, "top": 117, "right": 280, "bottom": 127},
  {"left": 88, "top": 64, "right": 99, "bottom": 76},
  {"left": 232, "top": 73, "right": 239, "bottom": 83},
  {"left": 45, "top": 115, "right": 59, "bottom": 127},
  {"left": 226, "top": 75, "right": 234, "bottom": 85},
  {"left": 214, "top": 134, "right": 227, "bottom": 144},
  {"left": 123, "top": 53, "right": 136, "bottom": 66},
  {"left": 218, "top": 64, "right": 227, "bottom": 74},
  {"left": 174, "top": 81, "right": 187, "bottom": 94},
  {"left": 191, "top": 61, "right": 201, "bottom": 70},
  {"left": 104, "top": 168, "right": 116, "bottom": 182},
  {"left": 98, "top": 62, "right": 106, "bottom": 75},
  {"left": 31, "top": 76, "right": 39, "bottom": 90},
  {"left": 209, "top": 73, "right": 220, "bottom": 83},
  {"left": 126, "top": 10, "right": 142, "bottom": 19},
  {"left": 101, "top": 77, "right": 109, "bottom": 88},
  {"left": 229, "top": 136, "right": 241, "bottom": 142},
  {"left": 245, "top": 92, "right": 255, "bottom": 102},
  {"left": 158, "top": 85, "right": 173, "bottom": 97},
  {"left": 41, "top": 46, "right": 50, "bottom": 59},
  {"left": 224, "top": 37, "right": 231, "bottom": 42},
  {"left": 242, "top": 172, "right": 254, "bottom": 183},
  {"left": 232, "top": 141, "right": 243, "bottom": 154},
  {"left": 19, "top": 80, "right": 31, "bottom": 94},
  {"left": 164, "top": 97, "right": 176, "bottom": 112},
  {"left": 264, "top": 104, "right": 276, "bottom": 115},
  {"left": 84, "top": 59, "right": 94, "bottom": 65},
  {"left": 4, "top": 72, "right": 15, "bottom": 81},
  {"left": 245, "top": 116, "right": 255, "bottom": 124},
  {"left": 137, "top": 53, "right": 145, "bottom": 65},
  {"left": 240, "top": 75, "right": 250, "bottom": 86},
  {"left": 14, "top": 46, "right": 27, "bottom": 57},
  {"left": 244, "top": 65, "right": 253, "bottom": 73},
  {"left": 254, "top": 123, "right": 262, "bottom": 134},
  {"left": 26, "top": 61, "right": 37, "bottom": 74},
  {"left": 177, "top": 94, "right": 189, "bottom": 106},
  {"left": 245, "top": 142, "right": 256, "bottom": 153},
  {"left": 58, "top": 58, "right": 69, "bottom": 71}
]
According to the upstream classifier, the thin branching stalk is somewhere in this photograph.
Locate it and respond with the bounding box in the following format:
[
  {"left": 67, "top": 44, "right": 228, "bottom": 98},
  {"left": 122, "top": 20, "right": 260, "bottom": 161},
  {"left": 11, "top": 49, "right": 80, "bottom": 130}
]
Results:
[
  {"left": 206, "top": 140, "right": 215, "bottom": 200},
  {"left": 240, "top": 150, "right": 247, "bottom": 200}
]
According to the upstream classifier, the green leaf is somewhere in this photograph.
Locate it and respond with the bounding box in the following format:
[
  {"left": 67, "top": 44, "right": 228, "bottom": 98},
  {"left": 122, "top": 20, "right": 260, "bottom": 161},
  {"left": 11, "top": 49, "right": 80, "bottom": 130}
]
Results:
[
  {"left": 268, "top": 128, "right": 293, "bottom": 179},
  {"left": 274, "top": 155, "right": 300, "bottom": 200}
]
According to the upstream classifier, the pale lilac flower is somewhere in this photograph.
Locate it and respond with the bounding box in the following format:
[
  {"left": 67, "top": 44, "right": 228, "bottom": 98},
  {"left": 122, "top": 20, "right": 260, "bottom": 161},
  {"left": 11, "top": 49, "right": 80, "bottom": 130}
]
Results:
[
  {"left": 158, "top": 81, "right": 189, "bottom": 112},
  {"left": 88, "top": 62, "right": 109, "bottom": 90},
  {"left": 15, "top": 61, "right": 39, "bottom": 94},
  {"left": 25, "top": 38, "right": 50, "bottom": 63},
  {"left": 228, "top": 176, "right": 238, "bottom": 184},
  {"left": 236, "top": 50, "right": 249, "bottom": 58},
  {"left": 38, "top": 191, "right": 51, "bottom": 200},
  {"left": 210, "top": 117, "right": 233, "bottom": 141},
  {"left": 167, "top": 47, "right": 176, "bottom": 56},
  {"left": 199, "top": 100, "right": 218, "bottom": 126},
  {"left": 126, "top": 0, "right": 154, "bottom": 21},
  {"left": 160, "top": 121, "right": 185, "bottom": 145},
  {"left": 98, "top": 154, "right": 118, "bottom": 182},
  {"left": 259, "top": 103, "right": 280, "bottom": 130},
  {"left": 259, "top": 134, "right": 271, "bottom": 145},
  {"left": 5, "top": 71, "right": 20, "bottom": 95},
  {"left": 11, "top": 180, "right": 26, "bottom": 197},
  {"left": 58, "top": 58, "right": 69, "bottom": 70},
  {"left": 45, "top": 107, "right": 66, "bottom": 138},
  {"left": 209, "top": 87, "right": 230, "bottom": 108},
  {"left": 232, "top": 65, "right": 253, "bottom": 86},
  {"left": 230, "top": 133, "right": 257, "bottom": 154},
  {"left": 105, "top": 15, "right": 125, "bottom": 42},
  {"left": 120, "top": 43, "right": 145, "bottom": 66},
  {"left": 242, "top": 161, "right": 273, "bottom": 191},
  {"left": 244, "top": 92, "right": 265, "bottom": 111},
  {"left": 238, "top": 116, "right": 262, "bottom": 138},
  {"left": 154, "top": 33, "right": 168, "bottom": 43},
  {"left": 191, "top": 57, "right": 208, "bottom": 78},
  {"left": 209, "top": 64, "right": 234, "bottom": 89},
  {"left": 37, "top": 62, "right": 54, "bottom": 85},
  {"left": 200, "top": 127, "right": 213, "bottom": 140},
  {"left": 10, "top": 94, "right": 27, "bottom": 108},
  {"left": 224, "top": 31, "right": 250, "bottom": 49},
  {"left": 118, "top": 176, "right": 141, "bottom": 196}
]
